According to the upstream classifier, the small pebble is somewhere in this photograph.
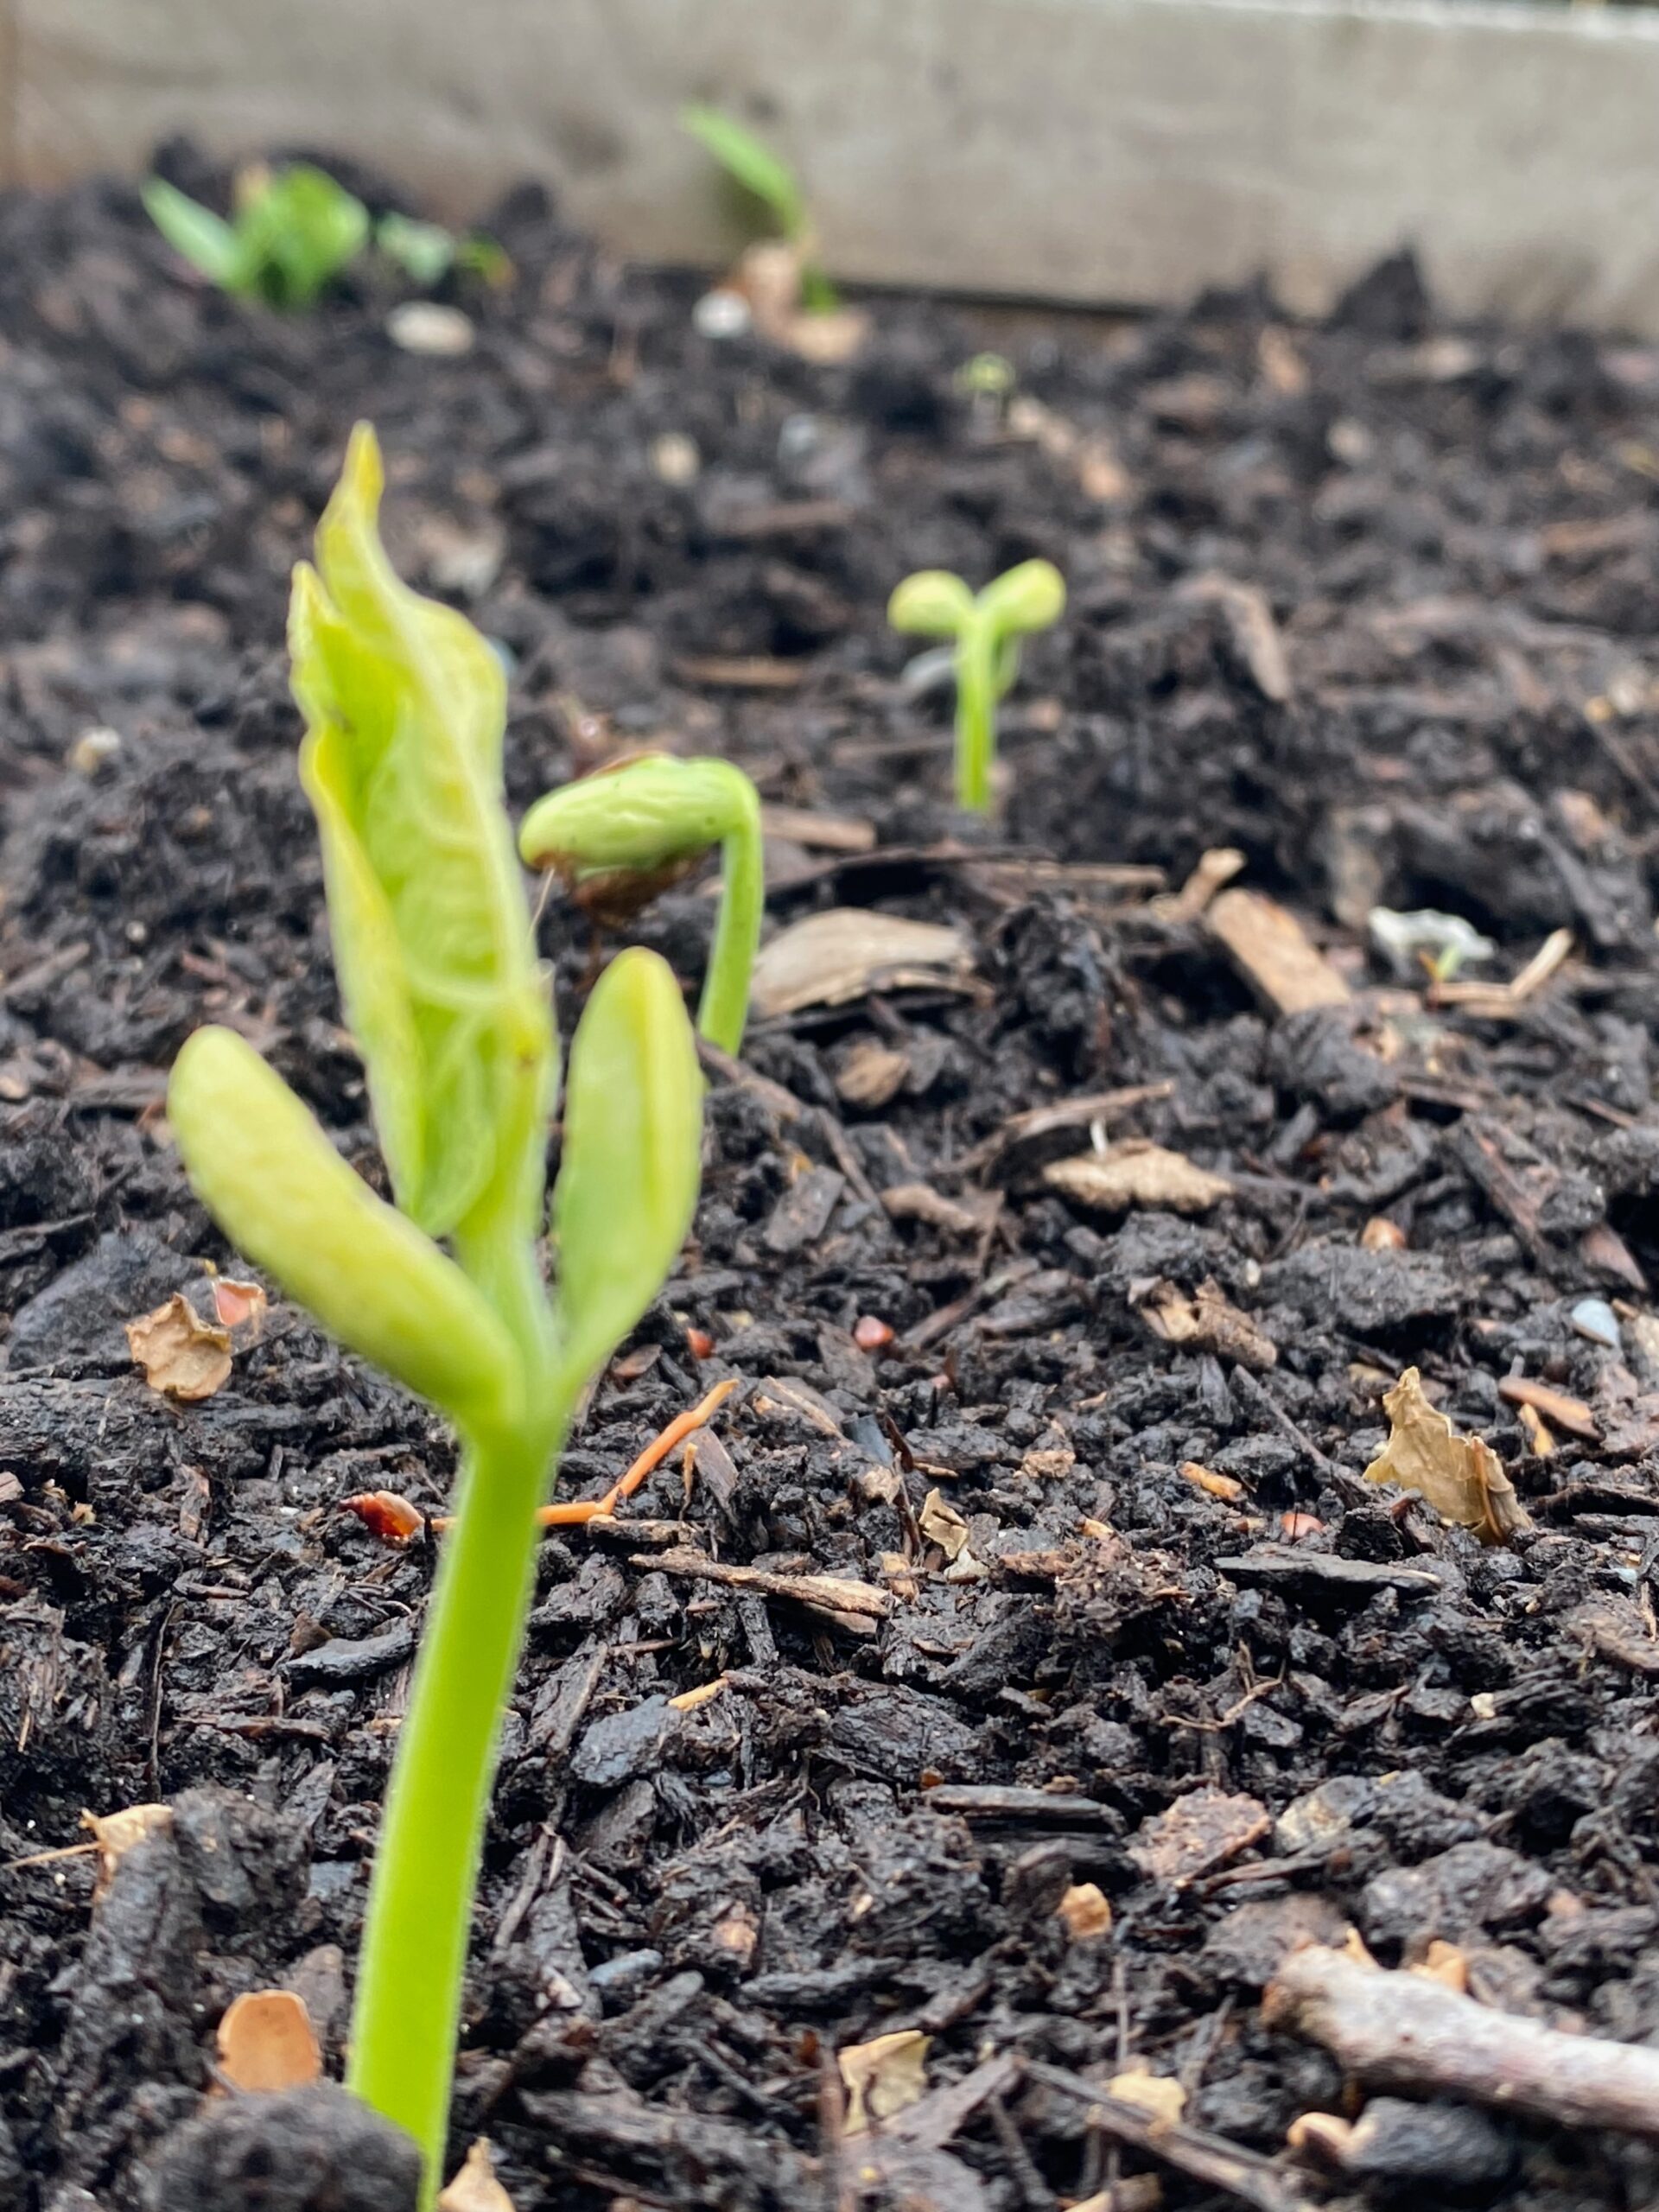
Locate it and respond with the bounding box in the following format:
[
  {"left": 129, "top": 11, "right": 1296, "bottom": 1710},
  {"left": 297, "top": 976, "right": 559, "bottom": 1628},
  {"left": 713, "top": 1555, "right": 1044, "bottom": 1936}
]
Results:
[
  {"left": 649, "top": 430, "right": 701, "bottom": 486},
  {"left": 386, "top": 301, "right": 474, "bottom": 356},
  {"left": 69, "top": 726, "right": 122, "bottom": 775},
  {"left": 692, "top": 288, "right": 752, "bottom": 340},
  {"left": 853, "top": 1315, "right": 894, "bottom": 1352},
  {"left": 684, "top": 1325, "right": 715, "bottom": 1360},
  {"left": 1570, "top": 1297, "right": 1622, "bottom": 1351}
]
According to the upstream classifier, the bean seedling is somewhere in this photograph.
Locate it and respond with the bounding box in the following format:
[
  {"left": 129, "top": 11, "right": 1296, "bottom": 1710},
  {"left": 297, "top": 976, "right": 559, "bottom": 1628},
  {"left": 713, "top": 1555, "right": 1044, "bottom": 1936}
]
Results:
[
  {"left": 887, "top": 561, "right": 1066, "bottom": 810},
  {"left": 520, "top": 754, "right": 763, "bottom": 1056},
  {"left": 166, "top": 425, "right": 702, "bottom": 2203},
  {"left": 681, "top": 103, "right": 837, "bottom": 311},
  {"left": 143, "top": 162, "right": 371, "bottom": 309}
]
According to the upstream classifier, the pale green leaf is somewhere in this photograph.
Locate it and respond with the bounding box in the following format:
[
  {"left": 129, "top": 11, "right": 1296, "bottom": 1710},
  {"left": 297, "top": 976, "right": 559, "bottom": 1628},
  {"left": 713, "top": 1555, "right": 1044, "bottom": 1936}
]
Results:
[
  {"left": 887, "top": 570, "right": 976, "bottom": 638},
  {"left": 976, "top": 558, "right": 1066, "bottom": 638},
  {"left": 681, "top": 105, "right": 807, "bottom": 239},
  {"left": 168, "top": 1025, "right": 519, "bottom": 1427},
  {"left": 142, "top": 178, "right": 247, "bottom": 290},
  {"left": 518, "top": 755, "right": 747, "bottom": 876},
  {"left": 289, "top": 424, "right": 555, "bottom": 1240},
  {"left": 553, "top": 948, "right": 702, "bottom": 1384}
]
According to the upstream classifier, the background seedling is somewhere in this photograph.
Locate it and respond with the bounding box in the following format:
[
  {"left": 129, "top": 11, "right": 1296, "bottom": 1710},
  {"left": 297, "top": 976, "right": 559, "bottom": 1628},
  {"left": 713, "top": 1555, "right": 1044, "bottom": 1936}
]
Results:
[
  {"left": 681, "top": 103, "right": 837, "bottom": 311},
  {"left": 887, "top": 560, "right": 1066, "bottom": 810},
  {"left": 143, "top": 162, "right": 371, "bottom": 309},
  {"left": 520, "top": 754, "right": 763, "bottom": 1056},
  {"left": 165, "top": 426, "right": 702, "bottom": 2205},
  {"left": 376, "top": 211, "right": 514, "bottom": 290}
]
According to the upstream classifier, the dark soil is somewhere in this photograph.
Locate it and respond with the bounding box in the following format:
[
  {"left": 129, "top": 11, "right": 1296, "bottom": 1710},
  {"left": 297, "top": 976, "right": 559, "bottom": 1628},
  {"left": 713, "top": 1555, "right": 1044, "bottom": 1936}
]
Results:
[{"left": 7, "top": 148, "right": 1659, "bottom": 2212}]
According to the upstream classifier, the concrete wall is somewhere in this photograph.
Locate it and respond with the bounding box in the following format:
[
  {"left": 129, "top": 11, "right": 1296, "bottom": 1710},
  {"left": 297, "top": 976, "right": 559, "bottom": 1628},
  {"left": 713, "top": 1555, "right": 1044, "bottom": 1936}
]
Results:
[{"left": 10, "top": 0, "right": 1659, "bottom": 331}]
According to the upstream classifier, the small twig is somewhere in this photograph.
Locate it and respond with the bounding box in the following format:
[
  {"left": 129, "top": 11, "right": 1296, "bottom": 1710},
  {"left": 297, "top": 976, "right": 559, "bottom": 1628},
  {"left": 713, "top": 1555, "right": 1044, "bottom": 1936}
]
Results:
[
  {"left": 1265, "top": 1943, "right": 1659, "bottom": 2139},
  {"left": 1026, "top": 2061, "right": 1318, "bottom": 2212}
]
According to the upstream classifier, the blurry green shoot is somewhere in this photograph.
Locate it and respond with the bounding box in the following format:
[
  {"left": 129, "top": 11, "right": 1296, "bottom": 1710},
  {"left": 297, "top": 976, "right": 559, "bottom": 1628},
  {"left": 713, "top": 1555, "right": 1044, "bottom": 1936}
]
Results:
[
  {"left": 681, "top": 103, "right": 837, "bottom": 312},
  {"left": 376, "top": 212, "right": 514, "bottom": 291},
  {"left": 520, "top": 755, "right": 763, "bottom": 1057},
  {"left": 142, "top": 162, "right": 370, "bottom": 309},
  {"left": 888, "top": 561, "right": 1066, "bottom": 811},
  {"left": 166, "top": 426, "right": 702, "bottom": 2206}
]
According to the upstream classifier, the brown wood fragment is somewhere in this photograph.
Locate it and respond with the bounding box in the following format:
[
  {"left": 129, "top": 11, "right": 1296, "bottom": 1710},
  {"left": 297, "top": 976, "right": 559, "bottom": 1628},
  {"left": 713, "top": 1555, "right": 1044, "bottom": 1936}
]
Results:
[
  {"left": 1497, "top": 1374, "right": 1600, "bottom": 1443},
  {"left": 881, "top": 1182, "right": 989, "bottom": 1236},
  {"left": 1265, "top": 1942, "right": 1659, "bottom": 2141},
  {"left": 1208, "top": 890, "right": 1351, "bottom": 1014},
  {"left": 960, "top": 1080, "right": 1177, "bottom": 1176},
  {"left": 1027, "top": 2061, "right": 1320, "bottom": 2212},
  {"left": 1128, "top": 1785, "right": 1271, "bottom": 1885},
  {"left": 671, "top": 654, "right": 805, "bottom": 690},
  {"left": 639, "top": 1547, "right": 889, "bottom": 1631},
  {"left": 759, "top": 804, "right": 875, "bottom": 853},
  {"left": 1152, "top": 846, "right": 1247, "bottom": 924},
  {"left": 1177, "top": 575, "right": 1294, "bottom": 702}
]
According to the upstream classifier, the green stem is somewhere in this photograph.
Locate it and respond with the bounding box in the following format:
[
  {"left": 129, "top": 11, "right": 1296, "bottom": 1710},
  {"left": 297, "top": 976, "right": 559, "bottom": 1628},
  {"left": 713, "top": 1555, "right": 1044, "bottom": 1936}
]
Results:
[
  {"left": 954, "top": 620, "right": 996, "bottom": 811},
  {"left": 346, "top": 1407, "right": 564, "bottom": 2202},
  {"left": 699, "top": 783, "right": 764, "bottom": 1056},
  {"left": 348, "top": 1200, "right": 567, "bottom": 2206}
]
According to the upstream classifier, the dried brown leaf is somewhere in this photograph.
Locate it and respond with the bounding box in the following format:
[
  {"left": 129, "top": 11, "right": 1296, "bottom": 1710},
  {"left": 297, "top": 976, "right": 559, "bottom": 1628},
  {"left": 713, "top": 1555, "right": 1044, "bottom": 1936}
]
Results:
[
  {"left": 1045, "top": 1141, "right": 1233, "bottom": 1216},
  {"left": 1139, "top": 1277, "right": 1277, "bottom": 1370},
  {"left": 216, "top": 1988, "right": 321, "bottom": 2094},
  {"left": 438, "top": 2139, "right": 516, "bottom": 2212},
  {"left": 1363, "top": 1367, "right": 1533, "bottom": 1543},
  {"left": 82, "top": 1802, "right": 172, "bottom": 1900},
  {"left": 210, "top": 1275, "right": 267, "bottom": 1332},
  {"left": 838, "top": 2028, "right": 931, "bottom": 2134},
  {"left": 919, "top": 1488, "right": 970, "bottom": 1562},
  {"left": 752, "top": 909, "right": 972, "bottom": 1018},
  {"left": 126, "top": 1293, "right": 232, "bottom": 1402}
]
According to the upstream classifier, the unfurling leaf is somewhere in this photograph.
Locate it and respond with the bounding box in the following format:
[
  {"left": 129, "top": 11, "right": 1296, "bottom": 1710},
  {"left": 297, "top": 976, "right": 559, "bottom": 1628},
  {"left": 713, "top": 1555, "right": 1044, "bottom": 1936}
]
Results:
[
  {"left": 887, "top": 570, "right": 976, "bottom": 638},
  {"left": 168, "top": 1025, "right": 518, "bottom": 1427},
  {"left": 290, "top": 423, "right": 554, "bottom": 1240},
  {"left": 1363, "top": 1366, "right": 1532, "bottom": 1544},
  {"left": 553, "top": 948, "right": 702, "bottom": 1385}
]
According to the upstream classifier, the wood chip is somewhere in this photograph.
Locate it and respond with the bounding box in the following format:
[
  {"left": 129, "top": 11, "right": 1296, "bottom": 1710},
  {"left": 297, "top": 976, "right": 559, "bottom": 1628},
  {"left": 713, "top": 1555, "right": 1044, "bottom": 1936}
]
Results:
[
  {"left": 1109, "top": 2068, "right": 1186, "bottom": 2126},
  {"left": 125, "top": 1292, "right": 232, "bottom": 1402},
  {"left": 962, "top": 1080, "right": 1177, "bottom": 1175},
  {"left": 760, "top": 804, "right": 875, "bottom": 854},
  {"left": 639, "top": 1547, "right": 889, "bottom": 1632},
  {"left": 751, "top": 908, "right": 973, "bottom": 1018},
  {"left": 1177, "top": 575, "right": 1293, "bottom": 702},
  {"left": 1152, "top": 846, "right": 1247, "bottom": 924},
  {"left": 1128, "top": 1785, "right": 1271, "bottom": 1885},
  {"left": 216, "top": 1988, "right": 321, "bottom": 2094},
  {"left": 1046, "top": 1141, "right": 1233, "bottom": 1215},
  {"left": 881, "top": 1181, "right": 989, "bottom": 1236},
  {"left": 1497, "top": 1374, "right": 1600, "bottom": 1443},
  {"left": 1181, "top": 1460, "right": 1246, "bottom": 1503},
  {"left": 1208, "top": 890, "right": 1351, "bottom": 1014},
  {"left": 1058, "top": 1882, "right": 1113, "bottom": 1939},
  {"left": 838, "top": 2029, "right": 931, "bottom": 2134},
  {"left": 835, "top": 1040, "right": 910, "bottom": 1108}
]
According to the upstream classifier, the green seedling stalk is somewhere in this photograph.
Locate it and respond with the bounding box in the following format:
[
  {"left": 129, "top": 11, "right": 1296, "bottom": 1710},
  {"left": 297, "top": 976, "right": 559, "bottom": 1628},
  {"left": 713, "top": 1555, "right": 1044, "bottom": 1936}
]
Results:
[
  {"left": 520, "top": 754, "right": 764, "bottom": 1056},
  {"left": 166, "top": 426, "right": 702, "bottom": 2209},
  {"left": 887, "top": 561, "right": 1065, "bottom": 813}
]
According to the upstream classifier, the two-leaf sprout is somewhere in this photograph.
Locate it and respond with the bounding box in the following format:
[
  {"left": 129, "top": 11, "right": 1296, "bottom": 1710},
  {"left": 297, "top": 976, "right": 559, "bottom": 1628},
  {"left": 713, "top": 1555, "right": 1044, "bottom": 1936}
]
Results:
[
  {"left": 681, "top": 104, "right": 837, "bottom": 313},
  {"left": 167, "top": 425, "right": 704, "bottom": 2205},
  {"left": 888, "top": 561, "right": 1066, "bottom": 811},
  {"left": 143, "top": 163, "right": 508, "bottom": 310},
  {"left": 520, "top": 754, "right": 764, "bottom": 1058}
]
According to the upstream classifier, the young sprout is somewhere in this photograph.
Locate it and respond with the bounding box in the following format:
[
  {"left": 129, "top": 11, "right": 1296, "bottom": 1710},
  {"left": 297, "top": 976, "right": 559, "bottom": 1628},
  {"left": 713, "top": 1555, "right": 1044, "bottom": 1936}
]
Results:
[
  {"left": 887, "top": 561, "right": 1066, "bottom": 811},
  {"left": 143, "top": 162, "right": 370, "bottom": 309},
  {"left": 166, "top": 426, "right": 702, "bottom": 2205},
  {"left": 519, "top": 755, "right": 763, "bottom": 1057},
  {"left": 681, "top": 103, "right": 837, "bottom": 311},
  {"left": 376, "top": 212, "right": 514, "bottom": 290}
]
